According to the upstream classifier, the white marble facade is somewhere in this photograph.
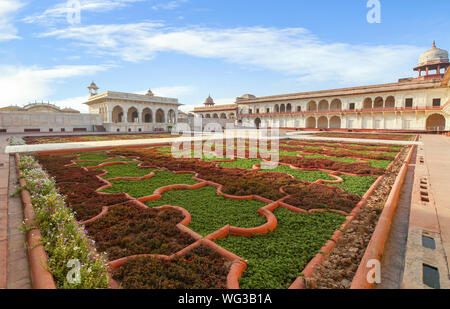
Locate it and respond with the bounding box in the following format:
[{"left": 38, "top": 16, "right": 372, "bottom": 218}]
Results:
[{"left": 84, "top": 89, "right": 181, "bottom": 133}]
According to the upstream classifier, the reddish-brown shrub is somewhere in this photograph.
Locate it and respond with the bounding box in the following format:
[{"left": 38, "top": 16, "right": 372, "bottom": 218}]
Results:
[
  {"left": 112, "top": 245, "right": 228, "bottom": 289},
  {"left": 283, "top": 183, "right": 361, "bottom": 213},
  {"left": 86, "top": 203, "right": 195, "bottom": 261}
]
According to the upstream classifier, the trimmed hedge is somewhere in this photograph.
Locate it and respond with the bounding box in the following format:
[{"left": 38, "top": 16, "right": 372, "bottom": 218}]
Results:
[
  {"left": 101, "top": 170, "right": 198, "bottom": 198},
  {"left": 112, "top": 246, "right": 228, "bottom": 289},
  {"left": 216, "top": 208, "right": 345, "bottom": 289},
  {"left": 94, "top": 163, "right": 155, "bottom": 179},
  {"left": 146, "top": 186, "right": 267, "bottom": 236},
  {"left": 85, "top": 203, "right": 195, "bottom": 260},
  {"left": 331, "top": 174, "right": 377, "bottom": 196}
]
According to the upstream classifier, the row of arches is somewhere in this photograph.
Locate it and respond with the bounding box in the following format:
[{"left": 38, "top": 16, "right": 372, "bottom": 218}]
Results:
[
  {"left": 305, "top": 116, "right": 342, "bottom": 129},
  {"left": 263, "top": 99, "right": 344, "bottom": 114},
  {"left": 251, "top": 96, "right": 404, "bottom": 115},
  {"left": 249, "top": 113, "right": 447, "bottom": 131},
  {"left": 111, "top": 106, "right": 176, "bottom": 124},
  {"left": 302, "top": 114, "right": 446, "bottom": 130},
  {"left": 306, "top": 99, "right": 343, "bottom": 112},
  {"left": 363, "top": 96, "right": 395, "bottom": 109},
  {"left": 202, "top": 112, "right": 235, "bottom": 119},
  {"left": 274, "top": 103, "right": 293, "bottom": 113}
]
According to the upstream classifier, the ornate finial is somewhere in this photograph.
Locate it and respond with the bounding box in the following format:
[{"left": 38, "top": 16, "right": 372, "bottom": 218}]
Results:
[{"left": 433, "top": 40, "right": 436, "bottom": 48}]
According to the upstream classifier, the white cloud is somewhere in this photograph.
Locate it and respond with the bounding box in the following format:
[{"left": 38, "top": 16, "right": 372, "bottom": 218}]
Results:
[
  {"left": 52, "top": 95, "right": 90, "bottom": 113},
  {"left": 40, "top": 23, "right": 424, "bottom": 85},
  {"left": 0, "top": 0, "right": 24, "bottom": 41},
  {"left": 23, "top": 0, "right": 147, "bottom": 24},
  {"left": 151, "top": 85, "right": 195, "bottom": 97},
  {"left": 152, "top": 0, "right": 188, "bottom": 11},
  {"left": 0, "top": 64, "right": 112, "bottom": 109},
  {"left": 214, "top": 97, "right": 235, "bottom": 105}
]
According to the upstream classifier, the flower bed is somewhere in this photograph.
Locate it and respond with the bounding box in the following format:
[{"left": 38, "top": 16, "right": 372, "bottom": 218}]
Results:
[
  {"left": 29, "top": 136, "right": 407, "bottom": 289},
  {"left": 93, "top": 163, "right": 155, "bottom": 179},
  {"left": 100, "top": 170, "right": 198, "bottom": 198},
  {"left": 85, "top": 203, "right": 196, "bottom": 261},
  {"left": 329, "top": 175, "right": 377, "bottom": 196},
  {"left": 312, "top": 133, "right": 414, "bottom": 141},
  {"left": 216, "top": 208, "right": 346, "bottom": 289},
  {"left": 17, "top": 155, "right": 109, "bottom": 289},
  {"left": 265, "top": 165, "right": 336, "bottom": 182},
  {"left": 23, "top": 133, "right": 180, "bottom": 145},
  {"left": 112, "top": 245, "right": 229, "bottom": 289},
  {"left": 280, "top": 156, "right": 384, "bottom": 175},
  {"left": 145, "top": 186, "right": 267, "bottom": 236},
  {"left": 283, "top": 183, "right": 361, "bottom": 212},
  {"left": 110, "top": 148, "right": 298, "bottom": 200}
]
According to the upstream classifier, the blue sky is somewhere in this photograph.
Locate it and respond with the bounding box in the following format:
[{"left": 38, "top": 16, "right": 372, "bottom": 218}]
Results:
[{"left": 0, "top": 0, "right": 449, "bottom": 113}]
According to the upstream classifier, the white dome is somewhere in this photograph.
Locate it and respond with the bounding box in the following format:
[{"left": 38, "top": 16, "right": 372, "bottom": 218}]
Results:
[{"left": 419, "top": 42, "right": 449, "bottom": 66}]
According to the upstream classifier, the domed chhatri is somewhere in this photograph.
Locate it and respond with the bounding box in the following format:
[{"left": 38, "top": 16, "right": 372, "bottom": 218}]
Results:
[
  {"left": 204, "top": 95, "right": 215, "bottom": 106},
  {"left": 419, "top": 41, "right": 449, "bottom": 66},
  {"left": 414, "top": 41, "right": 449, "bottom": 78}
]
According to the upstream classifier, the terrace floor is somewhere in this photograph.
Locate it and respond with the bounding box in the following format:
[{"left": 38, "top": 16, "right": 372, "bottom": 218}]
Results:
[
  {"left": 421, "top": 135, "right": 450, "bottom": 270},
  {"left": 0, "top": 136, "right": 31, "bottom": 289}
]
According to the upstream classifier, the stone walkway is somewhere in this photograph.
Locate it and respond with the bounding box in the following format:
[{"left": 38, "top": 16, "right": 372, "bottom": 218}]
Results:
[
  {"left": 0, "top": 136, "right": 31, "bottom": 289},
  {"left": 421, "top": 135, "right": 450, "bottom": 271},
  {"left": 0, "top": 138, "right": 8, "bottom": 288}
]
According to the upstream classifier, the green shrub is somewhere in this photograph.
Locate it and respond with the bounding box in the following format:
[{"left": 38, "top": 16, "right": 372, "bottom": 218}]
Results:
[
  {"left": 267, "top": 165, "right": 335, "bottom": 182},
  {"left": 331, "top": 174, "right": 377, "bottom": 196},
  {"left": 216, "top": 208, "right": 345, "bottom": 289},
  {"left": 94, "top": 163, "right": 155, "bottom": 179},
  {"left": 146, "top": 186, "right": 266, "bottom": 236},
  {"left": 218, "top": 158, "right": 263, "bottom": 170},
  {"left": 367, "top": 160, "right": 391, "bottom": 169},
  {"left": 101, "top": 170, "right": 198, "bottom": 198}
]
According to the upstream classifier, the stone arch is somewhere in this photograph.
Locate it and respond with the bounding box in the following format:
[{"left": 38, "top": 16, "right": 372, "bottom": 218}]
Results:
[
  {"left": 307, "top": 100, "right": 317, "bottom": 111},
  {"left": 330, "top": 99, "right": 342, "bottom": 111},
  {"left": 213, "top": 113, "right": 219, "bottom": 119},
  {"left": 127, "top": 107, "right": 139, "bottom": 123},
  {"left": 220, "top": 113, "right": 227, "bottom": 119},
  {"left": 363, "top": 98, "right": 372, "bottom": 109},
  {"left": 228, "top": 112, "right": 235, "bottom": 119},
  {"left": 156, "top": 108, "right": 165, "bottom": 123},
  {"left": 329, "top": 116, "right": 341, "bottom": 129},
  {"left": 167, "top": 109, "right": 176, "bottom": 123},
  {"left": 142, "top": 108, "right": 153, "bottom": 123},
  {"left": 205, "top": 114, "right": 211, "bottom": 118},
  {"left": 317, "top": 116, "right": 328, "bottom": 128},
  {"left": 318, "top": 100, "right": 329, "bottom": 111},
  {"left": 112, "top": 105, "right": 124, "bottom": 123},
  {"left": 306, "top": 116, "right": 316, "bottom": 128},
  {"left": 280, "top": 104, "right": 286, "bottom": 113},
  {"left": 426, "top": 114, "right": 446, "bottom": 131},
  {"left": 374, "top": 97, "right": 384, "bottom": 109},
  {"left": 274, "top": 104, "right": 280, "bottom": 113},
  {"left": 286, "top": 103, "right": 292, "bottom": 112},
  {"left": 385, "top": 96, "right": 395, "bottom": 108}
]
